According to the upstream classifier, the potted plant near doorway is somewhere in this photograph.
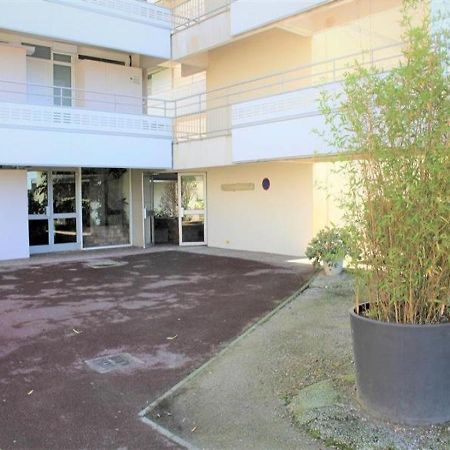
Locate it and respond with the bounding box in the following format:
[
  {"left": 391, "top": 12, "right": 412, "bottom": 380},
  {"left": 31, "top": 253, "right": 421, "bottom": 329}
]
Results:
[
  {"left": 319, "top": 1, "right": 450, "bottom": 425},
  {"left": 305, "top": 226, "right": 350, "bottom": 276}
]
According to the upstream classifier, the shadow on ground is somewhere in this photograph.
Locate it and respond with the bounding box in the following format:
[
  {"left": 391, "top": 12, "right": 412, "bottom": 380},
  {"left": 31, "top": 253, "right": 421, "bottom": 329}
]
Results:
[{"left": 0, "top": 251, "right": 313, "bottom": 450}]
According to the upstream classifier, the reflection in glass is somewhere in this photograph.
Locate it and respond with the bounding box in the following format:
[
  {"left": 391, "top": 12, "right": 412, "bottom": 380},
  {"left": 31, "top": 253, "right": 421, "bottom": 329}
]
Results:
[
  {"left": 154, "top": 180, "right": 179, "bottom": 245},
  {"left": 181, "top": 175, "right": 204, "bottom": 210},
  {"left": 29, "top": 220, "right": 49, "bottom": 246},
  {"left": 53, "top": 64, "right": 72, "bottom": 107},
  {"left": 82, "top": 168, "right": 130, "bottom": 248},
  {"left": 182, "top": 214, "right": 205, "bottom": 243},
  {"left": 27, "top": 171, "right": 48, "bottom": 215},
  {"left": 54, "top": 218, "right": 77, "bottom": 244},
  {"left": 53, "top": 172, "right": 76, "bottom": 214}
]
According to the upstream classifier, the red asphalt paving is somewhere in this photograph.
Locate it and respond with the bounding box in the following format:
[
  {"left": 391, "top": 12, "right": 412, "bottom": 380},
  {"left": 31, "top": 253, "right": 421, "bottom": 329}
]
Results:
[{"left": 0, "top": 251, "right": 313, "bottom": 450}]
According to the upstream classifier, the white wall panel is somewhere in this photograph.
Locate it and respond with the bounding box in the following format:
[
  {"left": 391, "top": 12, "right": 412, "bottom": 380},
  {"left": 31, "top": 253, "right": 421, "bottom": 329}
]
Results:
[
  {"left": 0, "top": 0, "right": 171, "bottom": 58},
  {"left": 0, "top": 170, "right": 29, "bottom": 261},
  {"left": 0, "top": 128, "right": 172, "bottom": 169}
]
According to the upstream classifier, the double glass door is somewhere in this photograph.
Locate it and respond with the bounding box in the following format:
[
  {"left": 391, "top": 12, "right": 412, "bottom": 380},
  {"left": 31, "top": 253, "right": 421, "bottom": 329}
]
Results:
[
  {"left": 143, "top": 173, "right": 207, "bottom": 247},
  {"left": 27, "top": 170, "right": 80, "bottom": 254}
]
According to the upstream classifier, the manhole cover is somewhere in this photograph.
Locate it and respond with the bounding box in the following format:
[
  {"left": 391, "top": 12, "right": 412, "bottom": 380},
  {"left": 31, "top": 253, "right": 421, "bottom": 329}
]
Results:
[
  {"left": 85, "top": 353, "right": 142, "bottom": 374},
  {"left": 85, "top": 259, "right": 128, "bottom": 269}
]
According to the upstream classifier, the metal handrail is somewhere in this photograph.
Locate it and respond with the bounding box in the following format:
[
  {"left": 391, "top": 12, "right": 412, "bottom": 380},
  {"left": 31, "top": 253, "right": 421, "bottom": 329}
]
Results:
[
  {"left": 0, "top": 44, "right": 404, "bottom": 141},
  {"left": 0, "top": 79, "right": 175, "bottom": 117},
  {"left": 172, "top": 43, "right": 404, "bottom": 142},
  {"left": 172, "top": 43, "right": 403, "bottom": 112},
  {"left": 156, "top": 0, "right": 233, "bottom": 30}
]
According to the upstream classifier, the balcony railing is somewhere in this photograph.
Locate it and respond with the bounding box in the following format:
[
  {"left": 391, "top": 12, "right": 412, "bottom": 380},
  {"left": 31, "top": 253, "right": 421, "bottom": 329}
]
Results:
[
  {"left": 171, "top": 43, "right": 404, "bottom": 142},
  {"left": 0, "top": 44, "right": 404, "bottom": 143},
  {"left": 46, "top": 0, "right": 172, "bottom": 28},
  {"left": 156, "top": 0, "right": 232, "bottom": 31},
  {"left": 0, "top": 80, "right": 173, "bottom": 137}
]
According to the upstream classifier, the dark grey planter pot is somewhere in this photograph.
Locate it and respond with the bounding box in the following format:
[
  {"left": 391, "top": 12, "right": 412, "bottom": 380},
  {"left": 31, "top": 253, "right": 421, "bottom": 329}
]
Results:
[{"left": 350, "top": 304, "right": 450, "bottom": 425}]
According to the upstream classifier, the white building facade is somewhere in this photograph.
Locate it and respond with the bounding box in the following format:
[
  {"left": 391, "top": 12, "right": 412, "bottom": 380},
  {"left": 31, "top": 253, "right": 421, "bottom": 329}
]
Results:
[{"left": 0, "top": 0, "right": 441, "bottom": 260}]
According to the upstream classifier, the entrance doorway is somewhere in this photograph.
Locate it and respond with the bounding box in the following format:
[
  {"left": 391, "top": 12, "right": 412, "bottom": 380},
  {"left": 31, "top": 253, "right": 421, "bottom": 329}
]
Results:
[
  {"left": 143, "top": 173, "right": 179, "bottom": 247},
  {"left": 178, "top": 173, "right": 207, "bottom": 246},
  {"left": 27, "top": 170, "right": 80, "bottom": 254}
]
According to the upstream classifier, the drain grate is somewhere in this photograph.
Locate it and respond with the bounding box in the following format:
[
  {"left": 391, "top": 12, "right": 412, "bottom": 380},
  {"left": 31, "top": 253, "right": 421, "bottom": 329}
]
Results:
[
  {"left": 85, "top": 353, "right": 142, "bottom": 374},
  {"left": 85, "top": 259, "right": 128, "bottom": 269}
]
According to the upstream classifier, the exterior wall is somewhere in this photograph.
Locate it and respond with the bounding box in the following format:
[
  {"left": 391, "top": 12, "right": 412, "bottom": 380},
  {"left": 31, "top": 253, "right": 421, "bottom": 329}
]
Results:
[
  {"left": 312, "top": 162, "right": 346, "bottom": 234},
  {"left": 75, "top": 60, "right": 143, "bottom": 113},
  {"left": 206, "top": 28, "right": 311, "bottom": 90},
  {"left": 131, "top": 169, "right": 145, "bottom": 248},
  {"left": 206, "top": 162, "right": 313, "bottom": 256},
  {"left": 0, "top": 0, "right": 171, "bottom": 58},
  {"left": 0, "top": 45, "right": 27, "bottom": 103},
  {"left": 231, "top": 0, "right": 332, "bottom": 36},
  {"left": 310, "top": 1, "right": 403, "bottom": 65},
  {"left": 0, "top": 170, "right": 29, "bottom": 261}
]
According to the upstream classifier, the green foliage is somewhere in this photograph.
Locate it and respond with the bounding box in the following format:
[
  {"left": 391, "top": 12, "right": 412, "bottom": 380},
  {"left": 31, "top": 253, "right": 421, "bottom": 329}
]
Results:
[
  {"left": 319, "top": 1, "right": 450, "bottom": 324},
  {"left": 306, "top": 226, "right": 351, "bottom": 267}
]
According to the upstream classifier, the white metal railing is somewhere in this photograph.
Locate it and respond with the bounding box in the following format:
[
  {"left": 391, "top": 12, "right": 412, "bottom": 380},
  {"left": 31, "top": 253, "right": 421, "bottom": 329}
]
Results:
[
  {"left": 46, "top": 0, "right": 172, "bottom": 28},
  {"left": 157, "top": 0, "right": 232, "bottom": 31},
  {"left": 172, "top": 43, "right": 404, "bottom": 142},
  {"left": 0, "top": 44, "right": 404, "bottom": 142},
  {"left": 0, "top": 80, "right": 174, "bottom": 137},
  {"left": 0, "top": 79, "right": 174, "bottom": 117}
]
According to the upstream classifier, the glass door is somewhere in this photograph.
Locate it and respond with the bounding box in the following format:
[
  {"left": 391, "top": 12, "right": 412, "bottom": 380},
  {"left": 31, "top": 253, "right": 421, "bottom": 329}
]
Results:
[
  {"left": 28, "top": 170, "right": 80, "bottom": 254},
  {"left": 178, "top": 173, "right": 207, "bottom": 246},
  {"left": 144, "top": 173, "right": 179, "bottom": 247},
  {"left": 28, "top": 171, "right": 50, "bottom": 250},
  {"left": 143, "top": 174, "right": 154, "bottom": 247}
]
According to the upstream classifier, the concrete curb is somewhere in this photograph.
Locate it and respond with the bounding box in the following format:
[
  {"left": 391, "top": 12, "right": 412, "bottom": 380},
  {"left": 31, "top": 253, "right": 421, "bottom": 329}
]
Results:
[{"left": 138, "top": 271, "right": 318, "bottom": 449}]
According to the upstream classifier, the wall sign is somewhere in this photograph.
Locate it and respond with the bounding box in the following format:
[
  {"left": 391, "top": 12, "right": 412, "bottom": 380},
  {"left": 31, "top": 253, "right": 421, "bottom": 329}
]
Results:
[
  {"left": 262, "top": 178, "right": 270, "bottom": 190},
  {"left": 221, "top": 183, "right": 255, "bottom": 192}
]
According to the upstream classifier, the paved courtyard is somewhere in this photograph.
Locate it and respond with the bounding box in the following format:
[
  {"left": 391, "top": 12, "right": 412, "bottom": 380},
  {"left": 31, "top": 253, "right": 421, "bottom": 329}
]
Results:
[{"left": 0, "top": 249, "right": 313, "bottom": 450}]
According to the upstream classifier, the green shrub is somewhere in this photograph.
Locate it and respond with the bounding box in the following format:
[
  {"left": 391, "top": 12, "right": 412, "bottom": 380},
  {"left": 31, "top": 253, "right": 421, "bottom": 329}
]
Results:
[{"left": 306, "top": 226, "right": 351, "bottom": 268}]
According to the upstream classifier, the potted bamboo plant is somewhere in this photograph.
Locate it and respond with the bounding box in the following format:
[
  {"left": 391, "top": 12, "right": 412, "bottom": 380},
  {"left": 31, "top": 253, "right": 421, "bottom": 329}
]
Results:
[{"left": 319, "top": 0, "right": 450, "bottom": 425}]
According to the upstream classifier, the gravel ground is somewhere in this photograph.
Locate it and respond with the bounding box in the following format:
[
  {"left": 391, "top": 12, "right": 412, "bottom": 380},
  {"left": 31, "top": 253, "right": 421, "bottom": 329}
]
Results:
[{"left": 150, "top": 272, "right": 450, "bottom": 450}]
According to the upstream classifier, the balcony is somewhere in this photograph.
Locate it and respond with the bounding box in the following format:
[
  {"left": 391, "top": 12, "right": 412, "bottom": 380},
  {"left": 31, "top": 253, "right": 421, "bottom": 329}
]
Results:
[
  {"left": 171, "top": 44, "right": 403, "bottom": 168},
  {"left": 0, "top": 0, "right": 171, "bottom": 58},
  {"left": 0, "top": 81, "right": 173, "bottom": 169},
  {"left": 165, "top": 0, "right": 233, "bottom": 59}
]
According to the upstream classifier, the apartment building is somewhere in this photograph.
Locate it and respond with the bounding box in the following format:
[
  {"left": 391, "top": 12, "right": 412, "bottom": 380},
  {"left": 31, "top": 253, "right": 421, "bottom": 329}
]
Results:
[{"left": 0, "top": 0, "right": 441, "bottom": 261}]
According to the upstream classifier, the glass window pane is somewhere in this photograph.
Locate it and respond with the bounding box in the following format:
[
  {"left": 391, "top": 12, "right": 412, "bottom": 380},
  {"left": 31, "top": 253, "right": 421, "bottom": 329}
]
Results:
[
  {"left": 53, "top": 53, "right": 72, "bottom": 63},
  {"left": 82, "top": 168, "right": 130, "bottom": 248},
  {"left": 29, "top": 220, "right": 49, "bottom": 246},
  {"left": 53, "top": 171, "right": 76, "bottom": 214},
  {"left": 54, "top": 218, "right": 77, "bottom": 244},
  {"left": 27, "top": 171, "right": 48, "bottom": 215},
  {"left": 53, "top": 64, "right": 72, "bottom": 107},
  {"left": 23, "top": 43, "right": 51, "bottom": 60},
  {"left": 182, "top": 214, "right": 204, "bottom": 243},
  {"left": 181, "top": 175, "right": 204, "bottom": 210}
]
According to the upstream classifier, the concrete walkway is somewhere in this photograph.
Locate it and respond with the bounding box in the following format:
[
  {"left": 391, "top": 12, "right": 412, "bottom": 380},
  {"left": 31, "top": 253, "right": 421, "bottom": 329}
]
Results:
[{"left": 148, "top": 273, "right": 354, "bottom": 450}]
